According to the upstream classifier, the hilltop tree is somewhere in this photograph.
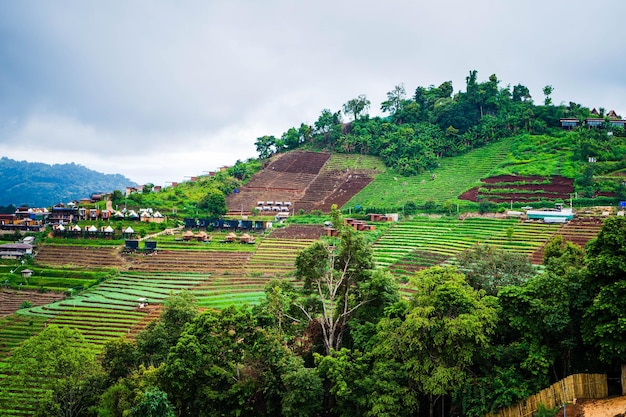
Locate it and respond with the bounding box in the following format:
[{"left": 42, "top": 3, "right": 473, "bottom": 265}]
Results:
[
  {"left": 381, "top": 84, "right": 407, "bottom": 118},
  {"left": 343, "top": 94, "right": 371, "bottom": 121}
]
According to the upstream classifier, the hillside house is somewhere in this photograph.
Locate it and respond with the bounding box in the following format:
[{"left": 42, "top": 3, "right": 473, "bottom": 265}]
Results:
[
  {"left": 586, "top": 118, "right": 604, "bottom": 128},
  {"left": 49, "top": 205, "right": 79, "bottom": 225},
  {"left": 560, "top": 118, "right": 579, "bottom": 129},
  {"left": 0, "top": 243, "right": 33, "bottom": 259}
]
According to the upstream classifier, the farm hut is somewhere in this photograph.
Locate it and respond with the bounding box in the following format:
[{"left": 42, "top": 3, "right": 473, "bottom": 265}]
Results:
[
  {"left": 123, "top": 226, "right": 136, "bottom": 238},
  {"left": 253, "top": 221, "right": 266, "bottom": 230},
  {"left": 137, "top": 297, "right": 148, "bottom": 308},
  {"left": 86, "top": 225, "right": 98, "bottom": 237},
  {"left": 240, "top": 220, "right": 253, "bottom": 230},
  {"left": 257, "top": 201, "right": 264, "bottom": 206},
  {"left": 101, "top": 210, "right": 111, "bottom": 220},
  {"left": 21, "top": 269, "right": 33, "bottom": 279},
  {"left": 127, "top": 210, "right": 139, "bottom": 220},
  {"left": 184, "top": 218, "right": 197, "bottom": 228},
  {"left": 183, "top": 230, "right": 195, "bottom": 241},
  {"left": 224, "top": 232, "right": 237, "bottom": 242},
  {"left": 239, "top": 233, "right": 255, "bottom": 244},
  {"left": 144, "top": 241, "right": 157, "bottom": 251},
  {"left": 196, "top": 231, "right": 209, "bottom": 242},
  {"left": 113, "top": 211, "right": 125, "bottom": 220},
  {"left": 326, "top": 228, "right": 338, "bottom": 237}
]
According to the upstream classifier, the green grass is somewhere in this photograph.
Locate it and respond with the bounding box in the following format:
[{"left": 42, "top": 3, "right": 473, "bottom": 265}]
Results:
[{"left": 346, "top": 137, "right": 513, "bottom": 209}]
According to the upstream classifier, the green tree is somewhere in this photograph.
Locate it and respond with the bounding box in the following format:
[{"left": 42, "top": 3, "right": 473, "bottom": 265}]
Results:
[
  {"left": 255, "top": 135, "right": 278, "bottom": 159},
  {"left": 161, "top": 305, "right": 315, "bottom": 417},
  {"left": 343, "top": 94, "right": 371, "bottom": 121},
  {"left": 374, "top": 266, "right": 498, "bottom": 417},
  {"left": 381, "top": 84, "right": 406, "bottom": 118},
  {"left": 102, "top": 336, "right": 140, "bottom": 382},
  {"left": 130, "top": 388, "right": 175, "bottom": 417},
  {"left": 4, "top": 325, "right": 104, "bottom": 417},
  {"left": 136, "top": 290, "right": 198, "bottom": 366},
  {"left": 110, "top": 190, "right": 124, "bottom": 204},
  {"left": 582, "top": 217, "right": 626, "bottom": 365},
  {"left": 197, "top": 188, "right": 227, "bottom": 218},
  {"left": 543, "top": 85, "right": 554, "bottom": 106},
  {"left": 455, "top": 243, "right": 536, "bottom": 296},
  {"left": 293, "top": 209, "right": 377, "bottom": 355}
]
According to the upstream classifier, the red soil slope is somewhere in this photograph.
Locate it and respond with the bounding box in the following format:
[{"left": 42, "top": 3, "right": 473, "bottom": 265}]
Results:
[{"left": 226, "top": 151, "right": 375, "bottom": 214}]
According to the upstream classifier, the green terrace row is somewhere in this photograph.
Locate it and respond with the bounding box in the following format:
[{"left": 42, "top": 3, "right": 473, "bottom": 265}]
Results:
[{"left": 373, "top": 217, "right": 562, "bottom": 267}]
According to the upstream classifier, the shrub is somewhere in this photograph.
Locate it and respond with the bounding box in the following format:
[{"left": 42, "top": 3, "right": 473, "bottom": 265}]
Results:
[{"left": 20, "top": 300, "right": 33, "bottom": 309}]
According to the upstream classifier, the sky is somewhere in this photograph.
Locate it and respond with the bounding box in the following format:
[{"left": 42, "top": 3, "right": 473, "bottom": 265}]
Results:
[{"left": 1, "top": 0, "right": 625, "bottom": 187}]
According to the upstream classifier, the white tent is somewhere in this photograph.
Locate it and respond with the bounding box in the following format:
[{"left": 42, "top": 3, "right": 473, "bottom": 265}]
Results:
[{"left": 124, "top": 226, "right": 134, "bottom": 234}]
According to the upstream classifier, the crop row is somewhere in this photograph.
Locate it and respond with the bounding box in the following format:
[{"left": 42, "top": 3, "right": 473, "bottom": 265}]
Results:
[{"left": 373, "top": 217, "right": 563, "bottom": 272}]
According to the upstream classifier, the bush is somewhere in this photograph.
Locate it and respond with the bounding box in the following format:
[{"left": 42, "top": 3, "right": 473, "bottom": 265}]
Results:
[
  {"left": 535, "top": 403, "right": 558, "bottom": 417},
  {"left": 20, "top": 300, "right": 32, "bottom": 309},
  {"left": 478, "top": 200, "right": 495, "bottom": 214}
]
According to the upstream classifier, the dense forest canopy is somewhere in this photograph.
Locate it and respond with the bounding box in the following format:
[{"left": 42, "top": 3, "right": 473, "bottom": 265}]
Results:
[{"left": 255, "top": 70, "right": 624, "bottom": 176}]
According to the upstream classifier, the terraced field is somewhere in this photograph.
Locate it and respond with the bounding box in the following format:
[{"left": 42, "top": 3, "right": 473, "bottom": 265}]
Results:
[
  {"left": 34, "top": 244, "right": 123, "bottom": 269},
  {"left": 374, "top": 216, "right": 563, "bottom": 281}
]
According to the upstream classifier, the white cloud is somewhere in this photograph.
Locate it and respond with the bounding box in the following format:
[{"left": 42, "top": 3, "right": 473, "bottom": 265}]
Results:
[{"left": 1, "top": 0, "right": 625, "bottom": 187}]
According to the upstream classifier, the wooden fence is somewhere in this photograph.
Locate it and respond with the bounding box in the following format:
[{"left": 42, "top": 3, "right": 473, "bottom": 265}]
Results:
[{"left": 486, "top": 373, "right": 608, "bottom": 417}]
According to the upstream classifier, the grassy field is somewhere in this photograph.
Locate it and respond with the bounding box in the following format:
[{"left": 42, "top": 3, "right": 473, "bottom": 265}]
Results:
[{"left": 346, "top": 137, "right": 513, "bottom": 210}]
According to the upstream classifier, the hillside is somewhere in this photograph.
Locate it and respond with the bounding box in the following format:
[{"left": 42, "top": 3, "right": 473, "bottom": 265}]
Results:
[{"left": 0, "top": 157, "right": 135, "bottom": 207}]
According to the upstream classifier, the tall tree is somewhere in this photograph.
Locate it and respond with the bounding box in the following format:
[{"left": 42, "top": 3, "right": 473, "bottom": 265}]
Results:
[
  {"left": 3, "top": 325, "right": 104, "bottom": 417},
  {"left": 294, "top": 208, "right": 376, "bottom": 355},
  {"left": 374, "top": 266, "right": 498, "bottom": 417},
  {"left": 343, "top": 94, "right": 371, "bottom": 121},
  {"left": 381, "top": 84, "right": 406, "bottom": 118}
]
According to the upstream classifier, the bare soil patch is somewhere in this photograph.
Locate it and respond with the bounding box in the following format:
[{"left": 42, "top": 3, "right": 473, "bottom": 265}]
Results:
[
  {"left": 556, "top": 396, "right": 626, "bottom": 417},
  {"left": 269, "top": 225, "right": 325, "bottom": 239},
  {"left": 226, "top": 151, "right": 375, "bottom": 214},
  {"left": 0, "top": 289, "right": 65, "bottom": 318}
]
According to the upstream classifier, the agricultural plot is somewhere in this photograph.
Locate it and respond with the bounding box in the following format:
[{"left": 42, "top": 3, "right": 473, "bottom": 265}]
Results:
[
  {"left": 124, "top": 249, "right": 252, "bottom": 273},
  {"left": 529, "top": 217, "right": 603, "bottom": 263},
  {"left": 225, "top": 151, "right": 382, "bottom": 214},
  {"left": 346, "top": 137, "right": 513, "bottom": 210},
  {"left": 459, "top": 175, "right": 575, "bottom": 203},
  {"left": 373, "top": 216, "right": 563, "bottom": 281},
  {"left": 0, "top": 290, "right": 65, "bottom": 318},
  {"left": 34, "top": 244, "right": 123, "bottom": 269}
]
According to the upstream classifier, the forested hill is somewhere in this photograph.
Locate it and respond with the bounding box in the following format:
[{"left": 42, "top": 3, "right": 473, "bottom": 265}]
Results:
[
  {"left": 254, "top": 70, "right": 625, "bottom": 176},
  {"left": 0, "top": 157, "right": 135, "bottom": 208}
]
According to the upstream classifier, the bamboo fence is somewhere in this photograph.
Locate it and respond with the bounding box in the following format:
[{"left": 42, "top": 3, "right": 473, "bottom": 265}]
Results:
[{"left": 486, "top": 373, "right": 608, "bottom": 417}]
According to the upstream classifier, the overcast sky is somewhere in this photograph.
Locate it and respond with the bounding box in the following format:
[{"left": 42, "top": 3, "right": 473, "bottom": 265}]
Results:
[{"left": 1, "top": 0, "right": 625, "bottom": 186}]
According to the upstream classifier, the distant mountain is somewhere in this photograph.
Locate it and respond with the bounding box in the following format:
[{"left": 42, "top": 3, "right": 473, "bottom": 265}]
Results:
[{"left": 0, "top": 157, "right": 136, "bottom": 207}]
